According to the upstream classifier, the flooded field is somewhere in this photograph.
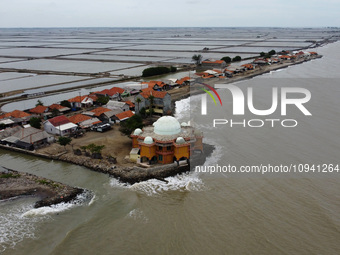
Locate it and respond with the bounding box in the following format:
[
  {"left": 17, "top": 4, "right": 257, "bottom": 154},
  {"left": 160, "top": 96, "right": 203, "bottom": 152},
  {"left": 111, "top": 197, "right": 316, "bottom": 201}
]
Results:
[{"left": 0, "top": 27, "right": 336, "bottom": 111}]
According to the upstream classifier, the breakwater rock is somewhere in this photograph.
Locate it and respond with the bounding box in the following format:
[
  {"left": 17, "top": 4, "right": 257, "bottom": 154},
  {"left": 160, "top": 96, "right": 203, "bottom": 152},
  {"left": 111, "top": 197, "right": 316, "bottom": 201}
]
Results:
[{"left": 0, "top": 168, "right": 84, "bottom": 208}]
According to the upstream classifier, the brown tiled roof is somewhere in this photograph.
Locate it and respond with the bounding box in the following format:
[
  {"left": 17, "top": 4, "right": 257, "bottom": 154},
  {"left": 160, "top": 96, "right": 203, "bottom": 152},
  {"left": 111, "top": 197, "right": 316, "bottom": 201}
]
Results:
[
  {"left": 202, "top": 60, "right": 225, "bottom": 64},
  {"left": 90, "top": 107, "right": 111, "bottom": 117},
  {"left": 68, "top": 114, "right": 91, "bottom": 124},
  {"left": 124, "top": 101, "right": 135, "bottom": 108},
  {"left": 177, "top": 76, "right": 190, "bottom": 85},
  {"left": 116, "top": 110, "right": 134, "bottom": 120},
  {"left": 148, "top": 81, "right": 166, "bottom": 88},
  {"left": 29, "top": 105, "right": 48, "bottom": 114},
  {"left": 95, "top": 87, "right": 124, "bottom": 97},
  {"left": 48, "top": 115, "right": 70, "bottom": 127},
  {"left": 139, "top": 90, "right": 168, "bottom": 99},
  {"left": 49, "top": 104, "right": 64, "bottom": 110},
  {"left": 0, "top": 110, "right": 31, "bottom": 120}
]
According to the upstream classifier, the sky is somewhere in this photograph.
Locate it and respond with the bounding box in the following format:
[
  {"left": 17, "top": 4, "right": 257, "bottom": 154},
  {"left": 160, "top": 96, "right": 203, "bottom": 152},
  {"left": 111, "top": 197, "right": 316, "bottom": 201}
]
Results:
[{"left": 1, "top": 0, "right": 340, "bottom": 28}]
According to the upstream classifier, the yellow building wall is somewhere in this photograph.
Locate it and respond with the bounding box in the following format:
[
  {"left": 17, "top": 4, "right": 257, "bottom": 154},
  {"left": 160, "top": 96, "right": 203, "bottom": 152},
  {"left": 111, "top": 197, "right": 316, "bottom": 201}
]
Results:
[
  {"left": 174, "top": 145, "right": 190, "bottom": 160},
  {"left": 140, "top": 144, "right": 156, "bottom": 160},
  {"left": 132, "top": 137, "right": 139, "bottom": 148}
]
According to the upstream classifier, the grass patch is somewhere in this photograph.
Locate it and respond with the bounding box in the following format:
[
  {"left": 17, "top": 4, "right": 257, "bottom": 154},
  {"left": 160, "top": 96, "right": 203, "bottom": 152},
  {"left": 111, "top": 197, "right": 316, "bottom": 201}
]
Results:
[
  {"left": 36, "top": 179, "right": 50, "bottom": 185},
  {"left": 0, "top": 173, "right": 20, "bottom": 178}
]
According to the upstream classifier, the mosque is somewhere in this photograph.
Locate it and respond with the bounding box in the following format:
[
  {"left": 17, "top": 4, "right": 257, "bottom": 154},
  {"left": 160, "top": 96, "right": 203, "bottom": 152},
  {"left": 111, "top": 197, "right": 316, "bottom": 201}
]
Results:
[{"left": 130, "top": 116, "right": 203, "bottom": 165}]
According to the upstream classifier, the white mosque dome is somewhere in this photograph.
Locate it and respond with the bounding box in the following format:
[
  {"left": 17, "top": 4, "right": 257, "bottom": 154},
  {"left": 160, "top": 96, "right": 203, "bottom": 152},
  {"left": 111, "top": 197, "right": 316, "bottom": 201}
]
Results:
[
  {"left": 153, "top": 116, "right": 181, "bottom": 135},
  {"left": 133, "top": 128, "right": 142, "bottom": 135},
  {"left": 143, "top": 136, "right": 154, "bottom": 144},
  {"left": 176, "top": 137, "right": 185, "bottom": 144},
  {"left": 181, "top": 122, "right": 188, "bottom": 127}
]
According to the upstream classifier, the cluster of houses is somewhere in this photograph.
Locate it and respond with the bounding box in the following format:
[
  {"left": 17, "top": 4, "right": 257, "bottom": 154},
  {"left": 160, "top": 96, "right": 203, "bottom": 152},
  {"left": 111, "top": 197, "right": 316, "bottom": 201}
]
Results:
[
  {"left": 195, "top": 50, "right": 319, "bottom": 79},
  {"left": 0, "top": 76, "right": 195, "bottom": 151}
]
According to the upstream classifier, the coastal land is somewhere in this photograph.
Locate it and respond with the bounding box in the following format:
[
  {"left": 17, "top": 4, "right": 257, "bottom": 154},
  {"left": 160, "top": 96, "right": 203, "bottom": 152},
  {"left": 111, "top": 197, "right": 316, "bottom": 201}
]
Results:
[
  {"left": 0, "top": 52, "right": 322, "bottom": 186},
  {"left": 0, "top": 167, "right": 84, "bottom": 208}
]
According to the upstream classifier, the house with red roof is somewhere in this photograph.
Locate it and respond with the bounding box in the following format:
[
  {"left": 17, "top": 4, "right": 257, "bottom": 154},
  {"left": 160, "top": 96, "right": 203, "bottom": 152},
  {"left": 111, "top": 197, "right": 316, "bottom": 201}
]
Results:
[
  {"left": 115, "top": 110, "right": 135, "bottom": 122},
  {"left": 148, "top": 81, "right": 170, "bottom": 91},
  {"left": 68, "top": 94, "right": 97, "bottom": 109},
  {"left": 201, "top": 59, "right": 226, "bottom": 69},
  {"left": 43, "top": 115, "right": 77, "bottom": 136},
  {"left": 93, "top": 87, "right": 125, "bottom": 100},
  {"left": 134, "top": 90, "right": 172, "bottom": 115},
  {"left": 0, "top": 110, "right": 31, "bottom": 125},
  {"left": 68, "top": 114, "right": 101, "bottom": 129},
  {"left": 48, "top": 104, "right": 71, "bottom": 114},
  {"left": 29, "top": 105, "right": 48, "bottom": 116}
]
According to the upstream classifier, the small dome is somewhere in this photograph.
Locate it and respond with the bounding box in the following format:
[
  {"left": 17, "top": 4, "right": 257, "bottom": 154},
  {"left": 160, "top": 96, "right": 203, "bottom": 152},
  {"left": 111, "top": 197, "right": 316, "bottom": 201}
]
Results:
[
  {"left": 133, "top": 128, "right": 142, "bottom": 135},
  {"left": 153, "top": 116, "right": 181, "bottom": 135},
  {"left": 194, "top": 129, "right": 203, "bottom": 137},
  {"left": 176, "top": 137, "right": 185, "bottom": 144},
  {"left": 143, "top": 136, "right": 154, "bottom": 144},
  {"left": 181, "top": 122, "right": 188, "bottom": 127}
]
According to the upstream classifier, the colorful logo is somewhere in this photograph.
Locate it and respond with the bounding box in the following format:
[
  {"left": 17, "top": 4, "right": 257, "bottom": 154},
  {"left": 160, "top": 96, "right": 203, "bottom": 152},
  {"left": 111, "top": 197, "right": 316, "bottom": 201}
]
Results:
[{"left": 199, "top": 83, "right": 222, "bottom": 115}]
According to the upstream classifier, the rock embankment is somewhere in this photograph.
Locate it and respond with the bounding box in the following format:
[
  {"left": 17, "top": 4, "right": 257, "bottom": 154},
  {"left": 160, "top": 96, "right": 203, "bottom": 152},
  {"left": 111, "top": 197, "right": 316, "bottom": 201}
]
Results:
[
  {"left": 0, "top": 168, "right": 84, "bottom": 208},
  {"left": 57, "top": 143, "right": 215, "bottom": 184}
]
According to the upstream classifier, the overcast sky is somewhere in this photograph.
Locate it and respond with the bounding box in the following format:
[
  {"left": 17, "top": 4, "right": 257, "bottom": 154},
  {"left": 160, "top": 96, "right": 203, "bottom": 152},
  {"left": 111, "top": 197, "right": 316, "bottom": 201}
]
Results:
[{"left": 1, "top": 0, "right": 340, "bottom": 28}]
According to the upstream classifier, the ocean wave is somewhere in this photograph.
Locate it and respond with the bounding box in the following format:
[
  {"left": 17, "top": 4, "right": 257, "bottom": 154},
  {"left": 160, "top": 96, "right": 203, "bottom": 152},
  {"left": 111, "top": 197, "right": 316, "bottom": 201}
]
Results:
[
  {"left": 0, "top": 198, "right": 43, "bottom": 253},
  {"left": 129, "top": 172, "right": 206, "bottom": 196},
  {"left": 126, "top": 208, "right": 148, "bottom": 223},
  {"left": 22, "top": 190, "right": 93, "bottom": 217}
]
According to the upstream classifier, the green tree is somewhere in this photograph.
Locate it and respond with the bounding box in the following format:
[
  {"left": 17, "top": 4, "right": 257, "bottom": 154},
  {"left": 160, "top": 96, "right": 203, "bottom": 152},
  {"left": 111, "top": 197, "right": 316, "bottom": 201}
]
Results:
[
  {"left": 268, "top": 50, "right": 276, "bottom": 56},
  {"left": 36, "top": 100, "right": 44, "bottom": 107},
  {"left": 51, "top": 108, "right": 59, "bottom": 117},
  {"left": 139, "top": 107, "right": 146, "bottom": 117},
  {"left": 221, "top": 56, "right": 231, "bottom": 63},
  {"left": 58, "top": 136, "right": 72, "bottom": 151},
  {"left": 119, "top": 114, "right": 144, "bottom": 136},
  {"left": 260, "top": 52, "right": 266, "bottom": 57},
  {"left": 135, "top": 97, "right": 142, "bottom": 112},
  {"left": 142, "top": 67, "right": 171, "bottom": 77},
  {"left": 30, "top": 117, "right": 41, "bottom": 129},
  {"left": 170, "top": 66, "right": 177, "bottom": 72},
  {"left": 192, "top": 54, "right": 203, "bottom": 65},
  {"left": 60, "top": 100, "right": 71, "bottom": 108},
  {"left": 232, "top": 56, "right": 242, "bottom": 62},
  {"left": 96, "top": 96, "right": 110, "bottom": 105},
  {"left": 148, "top": 95, "right": 155, "bottom": 117}
]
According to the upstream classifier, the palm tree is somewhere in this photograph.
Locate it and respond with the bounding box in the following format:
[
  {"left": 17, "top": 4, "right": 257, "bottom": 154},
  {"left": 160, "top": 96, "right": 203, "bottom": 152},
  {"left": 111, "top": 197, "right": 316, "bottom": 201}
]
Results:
[
  {"left": 135, "top": 97, "right": 142, "bottom": 113},
  {"left": 192, "top": 54, "right": 202, "bottom": 66},
  {"left": 148, "top": 95, "right": 155, "bottom": 117}
]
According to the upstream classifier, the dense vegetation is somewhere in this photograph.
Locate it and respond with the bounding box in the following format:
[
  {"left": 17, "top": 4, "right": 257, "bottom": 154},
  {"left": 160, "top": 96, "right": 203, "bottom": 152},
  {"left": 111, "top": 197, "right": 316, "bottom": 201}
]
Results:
[
  {"left": 221, "top": 55, "right": 242, "bottom": 63},
  {"left": 192, "top": 54, "right": 203, "bottom": 65},
  {"left": 142, "top": 66, "right": 177, "bottom": 77},
  {"left": 260, "top": 49, "right": 276, "bottom": 58},
  {"left": 232, "top": 56, "right": 242, "bottom": 62},
  {"left": 221, "top": 56, "right": 231, "bottom": 63},
  {"left": 30, "top": 117, "right": 41, "bottom": 129},
  {"left": 119, "top": 114, "right": 144, "bottom": 136}
]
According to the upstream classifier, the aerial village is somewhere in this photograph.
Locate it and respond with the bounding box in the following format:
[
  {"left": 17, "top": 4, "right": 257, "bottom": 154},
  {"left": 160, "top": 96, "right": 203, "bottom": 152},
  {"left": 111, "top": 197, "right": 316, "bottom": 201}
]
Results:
[{"left": 0, "top": 49, "right": 319, "bottom": 170}]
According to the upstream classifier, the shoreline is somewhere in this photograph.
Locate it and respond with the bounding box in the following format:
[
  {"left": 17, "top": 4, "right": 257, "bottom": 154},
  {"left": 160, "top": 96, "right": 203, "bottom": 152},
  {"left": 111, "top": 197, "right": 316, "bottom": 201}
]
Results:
[
  {"left": 169, "top": 54, "right": 322, "bottom": 104},
  {"left": 0, "top": 54, "right": 322, "bottom": 185},
  {"left": 0, "top": 143, "right": 214, "bottom": 185},
  {"left": 0, "top": 168, "right": 84, "bottom": 208}
]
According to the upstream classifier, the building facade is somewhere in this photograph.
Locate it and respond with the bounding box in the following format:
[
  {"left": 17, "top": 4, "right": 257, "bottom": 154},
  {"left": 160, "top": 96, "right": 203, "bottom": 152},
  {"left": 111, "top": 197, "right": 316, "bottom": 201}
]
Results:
[{"left": 130, "top": 116, "right": 203, "bottom": 165}]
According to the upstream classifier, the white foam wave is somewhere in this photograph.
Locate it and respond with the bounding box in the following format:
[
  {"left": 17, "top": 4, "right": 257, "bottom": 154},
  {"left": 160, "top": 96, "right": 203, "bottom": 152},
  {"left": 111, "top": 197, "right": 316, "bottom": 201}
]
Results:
[
  {"left": 109, "top": 178, "right": 131, "bottom": 189},
  {"left": 0, "top": 198, "right": 43, "bottom": 253},
  {"left": 201, "top": 137, "right": 225, "bottom": 167},
  {"left": 127, "top": 208, "right": 148, "bottom": 223},
  {"left": 129, "top": 172, "right": 206, "bottom": 196},
  {"left": 22, "top": 190, "right": 93, "bottom": 217},
  {"left": 174, "top": 97, "right": 191, "bottom": 121},
  {"left": 88, "top": 195, "right": 96, "bottom": 206}
]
